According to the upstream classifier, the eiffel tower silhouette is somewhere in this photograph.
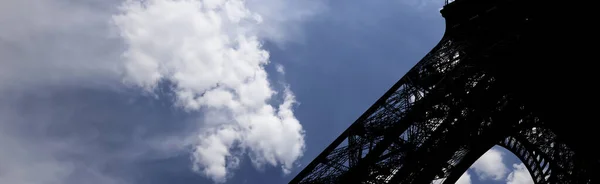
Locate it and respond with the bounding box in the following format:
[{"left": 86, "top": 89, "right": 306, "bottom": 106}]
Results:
[{"left": 289, "top": 0, "right": 598, "bottom": 183}]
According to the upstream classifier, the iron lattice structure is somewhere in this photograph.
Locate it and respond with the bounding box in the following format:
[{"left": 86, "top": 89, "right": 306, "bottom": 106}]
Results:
[{"left": 290, "top": 0, "right": 598, "bottom": 183}]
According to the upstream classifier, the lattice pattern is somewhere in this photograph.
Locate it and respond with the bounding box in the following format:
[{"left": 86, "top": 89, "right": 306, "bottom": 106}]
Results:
[{"left": 289, "top": 0, "right": 596, "bottom": 183}]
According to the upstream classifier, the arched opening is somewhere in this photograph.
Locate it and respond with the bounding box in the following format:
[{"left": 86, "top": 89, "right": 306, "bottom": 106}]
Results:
[
  {"left": 432, "top": 146, "right": 535, "bottom": 184},
  {"left": 427, "top": 121, "right": 586, "bottom": 184}
]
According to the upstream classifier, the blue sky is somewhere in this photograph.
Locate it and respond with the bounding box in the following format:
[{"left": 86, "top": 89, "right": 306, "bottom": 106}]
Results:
[{"left": 0, "top": 0, "right": 533, "bottom": 184}]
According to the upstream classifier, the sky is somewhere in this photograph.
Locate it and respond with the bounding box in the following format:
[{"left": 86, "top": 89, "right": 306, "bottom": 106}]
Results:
[{"left": 0, "top": 0, "right": 534, "bottom": 184}]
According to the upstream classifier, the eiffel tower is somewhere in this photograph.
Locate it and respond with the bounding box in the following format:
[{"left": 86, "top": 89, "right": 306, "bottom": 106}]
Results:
[{"left": 289, "top": 0, "right": 598, "bottom": 183}]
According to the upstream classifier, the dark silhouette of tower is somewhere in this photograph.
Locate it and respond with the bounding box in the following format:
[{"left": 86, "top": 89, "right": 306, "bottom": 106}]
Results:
[{"left": 289, "top": 0, "right": 598, "bottom": 183}]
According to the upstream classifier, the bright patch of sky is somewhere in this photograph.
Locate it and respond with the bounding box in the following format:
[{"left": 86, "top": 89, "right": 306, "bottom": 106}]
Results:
[{"left": 437, "top": 146, "right": 534, "bottom": 184}]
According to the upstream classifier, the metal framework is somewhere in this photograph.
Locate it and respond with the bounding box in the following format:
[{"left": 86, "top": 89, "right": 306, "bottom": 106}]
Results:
[{"left": 289, "top": 0, "right": 598, "bottom": 183}]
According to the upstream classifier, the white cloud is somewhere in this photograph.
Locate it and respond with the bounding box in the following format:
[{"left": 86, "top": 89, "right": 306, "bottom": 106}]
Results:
[
  {"left": 470, "top": 148, "right": 509, "bottom": 181},
  {"left": 456, "top": 171, "right": 472, "bottom": 184},
  {"left": 506, "top": 163, "right": 534, "bottom": 184},
  {"left": 112, "top": 0, "right": 319, "bottom": 182},
  {"left": 1, "top": 0, "right": 319, "bottom": 183}
]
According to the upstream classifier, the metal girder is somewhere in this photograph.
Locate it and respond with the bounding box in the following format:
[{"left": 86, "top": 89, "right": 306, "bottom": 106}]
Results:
[
  {"left": 289, "top": 0, "right": 596, "bottom": 183},
  {"left": 289, "top": 34, "right": 467, "bottom": 183}
]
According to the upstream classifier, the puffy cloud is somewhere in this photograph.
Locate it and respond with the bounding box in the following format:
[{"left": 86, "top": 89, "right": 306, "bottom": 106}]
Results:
[
  {"left": 1, "top": 0, "right": 320, "bottom": 183},
  {"left": 112, "top": 0, "right": 319, "bottom": 182},
  {"left": 470, "top": 148, "right": 509, "bottom": 181},
  {"left": 506, "top": 163, "right": 534, "bottom": 184}
]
